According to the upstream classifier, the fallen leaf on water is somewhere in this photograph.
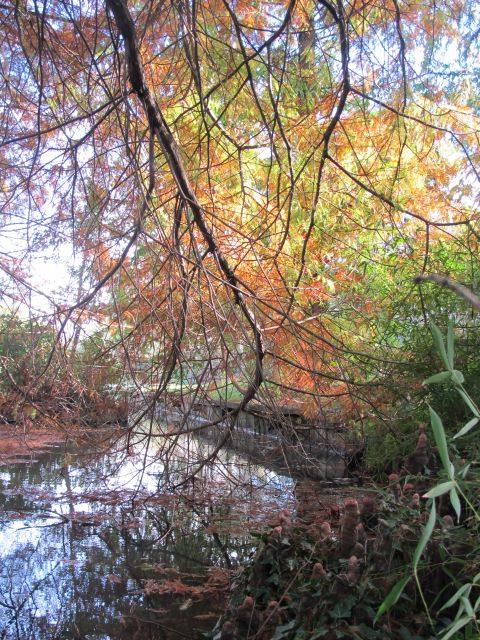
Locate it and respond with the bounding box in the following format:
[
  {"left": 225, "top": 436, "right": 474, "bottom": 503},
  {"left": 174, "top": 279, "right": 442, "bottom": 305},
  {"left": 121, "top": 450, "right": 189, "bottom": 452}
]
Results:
[{"left": 179, "top": 598, "right": 193, "bottom": 610}]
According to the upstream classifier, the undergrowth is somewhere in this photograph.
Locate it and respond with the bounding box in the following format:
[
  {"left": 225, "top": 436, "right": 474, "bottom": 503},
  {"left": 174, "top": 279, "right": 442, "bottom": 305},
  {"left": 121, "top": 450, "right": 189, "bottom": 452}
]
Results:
[{"left": 208, "top": 320, "right": 480, "bottom": 640}]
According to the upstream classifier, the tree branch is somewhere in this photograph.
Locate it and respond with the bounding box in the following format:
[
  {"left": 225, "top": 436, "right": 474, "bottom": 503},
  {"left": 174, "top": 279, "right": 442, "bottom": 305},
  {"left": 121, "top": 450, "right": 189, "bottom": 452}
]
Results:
[
  {"left": 414, "top": 274, "right": 480, "bottom": 311},
  {"left": 106, "top": 0, "right": 265, "bottom": 409}
]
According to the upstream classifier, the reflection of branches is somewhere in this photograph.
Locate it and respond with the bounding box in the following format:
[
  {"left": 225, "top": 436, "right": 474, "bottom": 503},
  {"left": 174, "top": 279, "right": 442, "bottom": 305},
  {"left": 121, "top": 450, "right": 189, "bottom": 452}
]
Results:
[{"left": 0, "top": 541, "right": 60, "bottom": 632}]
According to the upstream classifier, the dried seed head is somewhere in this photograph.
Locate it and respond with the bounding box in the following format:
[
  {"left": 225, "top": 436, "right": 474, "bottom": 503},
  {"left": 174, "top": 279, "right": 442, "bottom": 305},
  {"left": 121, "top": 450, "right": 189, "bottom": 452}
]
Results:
[
  {"left": 220, "top": 621, "right": 235, "bottom": 640},
  {"left": 266, "top": 600, "right": 282, "bottom": 625},
  {"left": 344, "top": 498, "right": 360, "bottom": 514},
  {"left": 355, "top": 523, "right": 366, "bottom": 544},
  {"left": 320, "top": 521, "right": 332, "bottom": 540},
  {"left": 417, "top": 432, "right": 427, "bottom": 450},
  {"left": 346, "top": 555, "right": 360, "bottom": 584},
  {"left": 330, "top": 504, "right": 341, "bottom": 520},
  {"left": 311, "top": 562, "right": 326, "bottom": 579},
  {"left": 340, "top": 499, "right": 360, "bottom": 555},
  {"left": 361, "top": 496, "right": 375, "bottom": 515}
]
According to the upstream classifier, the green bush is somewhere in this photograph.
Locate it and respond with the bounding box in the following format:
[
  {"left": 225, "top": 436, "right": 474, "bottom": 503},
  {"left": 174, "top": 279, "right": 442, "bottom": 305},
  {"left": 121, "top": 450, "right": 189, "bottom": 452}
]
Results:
[
  {"left": 0, "top": 311, "right": 55, "bottom": 390},
  {"left": 377, "top": 321, "right": 480, "bottom": 639}
]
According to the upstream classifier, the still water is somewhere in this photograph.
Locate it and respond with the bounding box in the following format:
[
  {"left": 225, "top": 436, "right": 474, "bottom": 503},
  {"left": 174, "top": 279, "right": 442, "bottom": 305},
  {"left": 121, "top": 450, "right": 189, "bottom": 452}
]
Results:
[{"left": 0, "top": 424, "right": 295, "bottom": 639}]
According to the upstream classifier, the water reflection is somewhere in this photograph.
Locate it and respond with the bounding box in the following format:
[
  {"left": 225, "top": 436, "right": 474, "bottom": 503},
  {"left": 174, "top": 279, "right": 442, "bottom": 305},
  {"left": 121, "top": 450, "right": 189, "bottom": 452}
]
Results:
[{"left": 0, "top": 425, "right": 295, "bottom": 639}]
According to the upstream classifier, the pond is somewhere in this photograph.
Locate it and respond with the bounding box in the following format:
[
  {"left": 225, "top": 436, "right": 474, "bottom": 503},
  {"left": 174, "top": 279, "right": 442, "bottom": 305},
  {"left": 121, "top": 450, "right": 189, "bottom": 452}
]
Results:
[{"left": 0, "top": 422, "right": 298, "bottom": 639}]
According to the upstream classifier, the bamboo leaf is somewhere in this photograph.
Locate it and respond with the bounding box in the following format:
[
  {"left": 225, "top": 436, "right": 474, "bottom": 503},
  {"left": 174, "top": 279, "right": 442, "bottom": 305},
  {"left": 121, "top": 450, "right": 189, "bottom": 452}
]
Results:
[
  {"left": 375, "top": 575, "right": 411, "bottom": 621},
  {"left": 413, "top": 500, "right": 436, "bottom": 569},
  {"left": 451, "top": 369, "right": 465, "bottom": 385},
  {"left": 440, "top": 616, "right": 473, "bottom": 640},
  {"left": 430, "top": 322, "right": 450, "bottom": 370},
  {"left": 458, "top": 390, "right": 480, "bottom": 417},
  {"left": 449, "top": 487, "right": 461, "bottom": 522},
  {"left": 429, "top": 406, "right": 452, "bottom": 478},
  {"left": 423, "top": 371, "right": 451, "bottom": 385},
  {"left": 454, "top": 417, "right": 479, "bottom": 439},
  {"left": 439, "top": 583, "right": 471, "bottom": 612},
  {"left": 446, "top": 320, "right": 455, "bottom": 369},
  {"left": 460, "top": 595, "right": 474, "bottom": 617},
  {"left": 459, "top": 463, "right": 471, "bottom": 479},
  {"left": 423, "top": 481, "right": 455, "bottom": 499},
  {"left": 474, "top": 594, "right": 480, "bottom": 612}
]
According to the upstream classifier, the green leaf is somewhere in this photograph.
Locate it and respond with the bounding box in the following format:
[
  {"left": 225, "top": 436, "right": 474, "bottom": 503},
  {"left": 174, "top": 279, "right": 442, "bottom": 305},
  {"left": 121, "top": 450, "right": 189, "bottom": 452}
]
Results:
[
  {"left": 398, "top": 627, "right": 423, "bottom": 640},
  {"left": 446, "top": 320, "right": 455, "bottom": 369},
  {"left": 459, "top": 463, "right": 471, "bottom": 479},
  {"left": 375, "top": 575, "right": 411, "bottom": 621},
  {"left": 454, "top": 417, "right": 479, "bottom": 439},
  {"left": 460, "top": 595, "right": 474, "bottom": 617},
  {"left": 440, "top": 616, "right": 473, "bottom": 640},
  {"left": 429, "top": 406, "right": 452, "bottom": 478},
  {"left": 451, "top": 369, "right": 465, "bottom": 385},
  {"left": 439, "top": 583, "right": 471, "bottom": 612},
  {"left": 268, "top": 572, "right": 280, "bottom": 586},
  {"left": 358, "top": 624, "right": 382, "bottom": 639},
  {"left": 458, "top": 390, "right": 480, "bottom": 417},
  {"left": 135, "top": 246, "right": 149, "bottom": 258},
  {"left": 423, "top": 371, "right": 452, "bottom": 385},
  {"left": 449, "top": 487, "right": 461, "bottom": 522},
  {"left": 423, "top": 481, "right": 455, "bottom": 499},
  {"left": 272, "top": 620, "right": 296, "bottom": 639},
  {"left": 413, "top": 500, "right": 436, "bottom": 569},
  {"left": 430, "top": 322, "right": 450, "bottom": 370},
  {"left": 474, "top": 594, "right": 480, "bottom": 612},
  {"left": 331, "top": 594, "right": 356, "bottom": 618}
]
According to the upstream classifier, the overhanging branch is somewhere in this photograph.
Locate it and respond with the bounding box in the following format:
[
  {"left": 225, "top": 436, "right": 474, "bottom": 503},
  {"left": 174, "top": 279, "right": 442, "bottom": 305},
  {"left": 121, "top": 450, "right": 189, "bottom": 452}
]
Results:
[{"left": 106, "top": 0, "right": 265, "bottom": 409}]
